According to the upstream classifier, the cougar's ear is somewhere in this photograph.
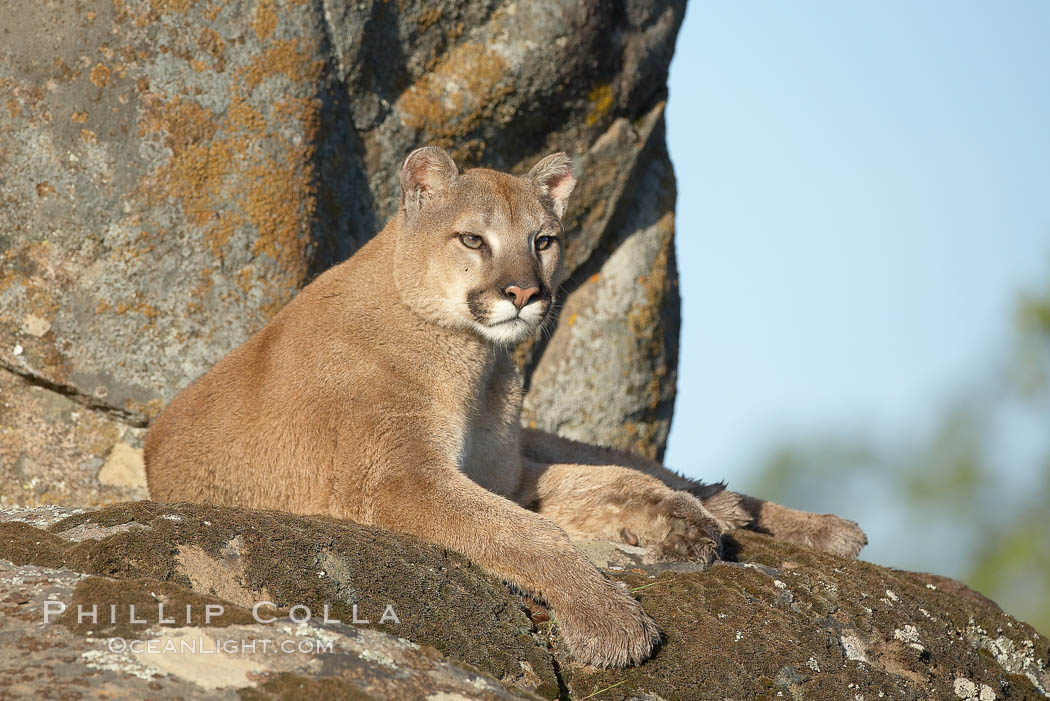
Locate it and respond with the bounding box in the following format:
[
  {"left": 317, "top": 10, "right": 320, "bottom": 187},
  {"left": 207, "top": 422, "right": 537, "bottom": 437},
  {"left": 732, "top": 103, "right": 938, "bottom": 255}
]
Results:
[
  {"left": 528, "top": 152, "right": 576, "bottom": 219},
  {"left": 399, "top": 146, "right": 459, "bottom": 214}
]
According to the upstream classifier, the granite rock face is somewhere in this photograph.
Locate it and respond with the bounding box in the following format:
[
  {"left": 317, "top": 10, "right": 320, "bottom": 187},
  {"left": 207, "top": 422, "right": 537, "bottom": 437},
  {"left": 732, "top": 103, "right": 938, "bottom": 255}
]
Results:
[
  {"left": 1, "top": 502, "right": 1047, "bottom": 700},
  {"left": 0, "top": 0, "right": 685, "bottom": 506}
]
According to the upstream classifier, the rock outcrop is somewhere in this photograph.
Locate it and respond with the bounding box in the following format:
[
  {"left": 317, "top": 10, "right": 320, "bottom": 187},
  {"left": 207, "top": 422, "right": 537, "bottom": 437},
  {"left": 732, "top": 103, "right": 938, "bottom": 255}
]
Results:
[
  {"left": 1, "top": 0, "right": 685, "bottom": 507},
  {"left": 1, "top": 502, "right": 1047, "bottom": 699}
]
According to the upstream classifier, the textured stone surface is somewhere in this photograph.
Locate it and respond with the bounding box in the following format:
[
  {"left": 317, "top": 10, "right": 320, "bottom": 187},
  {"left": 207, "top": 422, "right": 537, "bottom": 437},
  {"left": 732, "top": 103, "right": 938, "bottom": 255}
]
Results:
[
  {"left": 1, "top": 0, "right": 686, "bottom": 505},
  {"left": 566, "top": 538, "right": 1050, "bottom": 700},
  {"left": 0, "top": 502, "right": 561, "bottom": 696},
  {"left": 0, "top": 370, "right": 148, "bottom": 508},
  {"left": 0, "top": 558, "right": 537, "bottom": 700},
  {"left": 1, "top": 503, "right": 1047, "bottom": 700}
]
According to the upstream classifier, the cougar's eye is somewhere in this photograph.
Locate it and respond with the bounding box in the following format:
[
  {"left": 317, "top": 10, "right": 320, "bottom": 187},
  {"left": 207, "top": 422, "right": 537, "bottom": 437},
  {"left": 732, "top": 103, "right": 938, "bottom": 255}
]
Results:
[
  {"left": 459, "top": 233, "right": 483, "bottom": 250},
  {"left": 535, "top": 235, "right": 556, "bottom": 251}
]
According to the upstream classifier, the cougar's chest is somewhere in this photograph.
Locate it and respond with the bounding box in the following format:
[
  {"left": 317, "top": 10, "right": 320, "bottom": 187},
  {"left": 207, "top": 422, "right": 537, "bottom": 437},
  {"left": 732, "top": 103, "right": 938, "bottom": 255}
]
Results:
[{"left": 458, "top": 356, "right": 525, "bottom": 497}]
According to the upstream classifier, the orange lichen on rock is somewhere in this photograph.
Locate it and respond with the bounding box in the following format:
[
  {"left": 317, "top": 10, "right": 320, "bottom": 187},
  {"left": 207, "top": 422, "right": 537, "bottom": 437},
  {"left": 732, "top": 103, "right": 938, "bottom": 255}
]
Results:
[
  {"left": 139, "top": 96, "right": 218, "bottom": 154},
  {"left": 397, "top": 41, "right": 511, "bottom": 142},
  {"left": 113, "top": 299, "right": 160, "bottom": 329},
  {"left": 197, "top": 27, "right": 226, "bottom": 70},
  {"left": 227, "top": 96, "right": 266, "bottom": 132},
  {"left": 244, "top": 154, "right": 315, "bottom": 270},
  {"left": 89, "top": 63, "right": 111, "bottom": 87},
  {"left": 416, "top": 6, "right": 443, "bottom": 31},
  {"left": 130, "top": 25, "right": 326, "bottom": 324},
  {"left": 585, "top": 83, "right": 613, "bottom": 127},
  {"left": 142, "top": 134, "right": 240, "bottom": 225},
  {"left": 203, "top": 210, "right": 245, "bottom": 259},
  {"left": 252, "top": 0, "right": 278, "bottom": 41},
  {"left": 236, "top": 39, "right": 323, "bottom": 91},
  {"left": 234, "top": 266, "right": 256, "bottom": 294},
  {"left": 148, "top": 0, "right": 197, "bottom": 14},
  {"left": 271, "top": 95, "right": 320, "bottom": 132}
]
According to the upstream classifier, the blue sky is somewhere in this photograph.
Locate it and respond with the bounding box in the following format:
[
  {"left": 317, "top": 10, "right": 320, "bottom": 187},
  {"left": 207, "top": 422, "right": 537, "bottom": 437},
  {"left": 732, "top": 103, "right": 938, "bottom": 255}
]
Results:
[{"left": 663, "top": 3, "right": 1050, "bottom": 488}]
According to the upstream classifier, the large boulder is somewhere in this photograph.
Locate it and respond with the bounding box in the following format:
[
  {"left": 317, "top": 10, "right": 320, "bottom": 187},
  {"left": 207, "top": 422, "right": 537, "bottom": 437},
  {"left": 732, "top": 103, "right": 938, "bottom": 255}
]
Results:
[
  {"left": 1, "top": 0, "right": 685, "bottom": 507},
  {"left": 1, "top": 502, "right": 1047, "bottom": 699}
]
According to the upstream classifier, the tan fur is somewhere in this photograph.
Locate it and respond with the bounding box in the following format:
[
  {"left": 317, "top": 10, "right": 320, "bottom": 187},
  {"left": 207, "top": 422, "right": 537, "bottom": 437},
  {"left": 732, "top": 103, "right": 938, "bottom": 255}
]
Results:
[
  {"left": 518, "top": 429, "right": 867, "bottom": 559},
  {"left": 146, "top": 147, "right": 865, "bottom": 669}
]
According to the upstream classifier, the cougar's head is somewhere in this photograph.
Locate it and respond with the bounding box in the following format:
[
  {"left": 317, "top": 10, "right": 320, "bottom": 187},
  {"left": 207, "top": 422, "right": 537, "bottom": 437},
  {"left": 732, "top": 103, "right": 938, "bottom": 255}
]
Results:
[{"left": 393, "top": 146, "right": 575, "bottom": 347}]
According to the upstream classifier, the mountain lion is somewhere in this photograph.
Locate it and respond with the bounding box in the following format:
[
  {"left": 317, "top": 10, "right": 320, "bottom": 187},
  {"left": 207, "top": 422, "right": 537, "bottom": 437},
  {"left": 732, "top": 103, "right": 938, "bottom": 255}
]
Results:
[{"left": 146, "top": 146, "right": 866, "bottom": 668}]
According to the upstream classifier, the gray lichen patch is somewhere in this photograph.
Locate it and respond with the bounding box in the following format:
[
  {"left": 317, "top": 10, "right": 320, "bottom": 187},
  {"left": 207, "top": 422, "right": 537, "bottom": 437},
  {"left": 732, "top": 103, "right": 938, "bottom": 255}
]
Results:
[
  {"left": 54, "top": 519, "right": 149, "bottom": 542},
  {"left": 965, "top": 621, "right": 1050, "bottom": 696},
  {"left": 0, "top": 504, "right": 90, "bottom": 528}
]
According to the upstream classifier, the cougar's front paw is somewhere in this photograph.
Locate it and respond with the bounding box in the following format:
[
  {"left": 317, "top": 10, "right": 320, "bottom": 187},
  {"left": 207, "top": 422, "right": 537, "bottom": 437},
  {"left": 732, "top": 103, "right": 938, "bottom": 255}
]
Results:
[
  {"left": 635, "top": 492, "right": 724, "bottom": 565},
  {"left": 556, "top": 583, "right": 661, "bottom": 668}
]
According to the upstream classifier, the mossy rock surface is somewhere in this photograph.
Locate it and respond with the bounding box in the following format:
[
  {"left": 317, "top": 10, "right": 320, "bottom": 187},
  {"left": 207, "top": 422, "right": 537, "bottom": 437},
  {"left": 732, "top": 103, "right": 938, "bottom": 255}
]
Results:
[
  {"left": 2, "top": 502, "right": 1048, "bottom": 699},
  {"left": 566, "top": 534, "right": 1049, "bottom": 700},
  {"left": 0, "top": 500, "right": 558, "bottom": 696},
  {"left": 0, "top": 563, "right": 534, "bottom": 699}
]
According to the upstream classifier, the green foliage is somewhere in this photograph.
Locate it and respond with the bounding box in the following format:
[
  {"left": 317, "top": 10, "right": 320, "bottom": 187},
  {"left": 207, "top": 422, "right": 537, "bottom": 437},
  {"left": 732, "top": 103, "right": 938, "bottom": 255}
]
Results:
[
  {"left": 903, "top": 405, "right": 985, "bottom": 507},
  {"left": 965, "top": 455, "right": 1050, "bottom": 635},
  {"left": 1011, "top": 281, "right": 1050, "bottom": 397}
]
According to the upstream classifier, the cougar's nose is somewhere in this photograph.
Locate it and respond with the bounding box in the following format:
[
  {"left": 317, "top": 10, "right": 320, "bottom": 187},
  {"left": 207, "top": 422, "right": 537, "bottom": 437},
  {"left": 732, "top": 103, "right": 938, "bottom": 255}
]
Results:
[{"left": 504, "top": 284, "right": 540, "bottom": 309}]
